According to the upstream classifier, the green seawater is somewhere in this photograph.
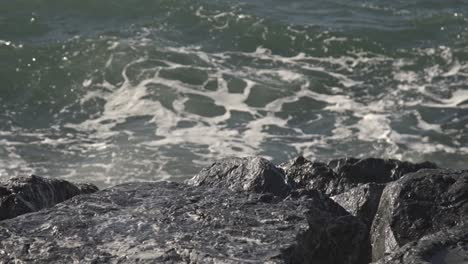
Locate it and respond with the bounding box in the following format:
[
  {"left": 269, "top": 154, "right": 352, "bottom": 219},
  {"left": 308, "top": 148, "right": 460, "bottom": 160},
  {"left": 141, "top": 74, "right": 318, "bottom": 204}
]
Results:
[{"left": 1, "top": 0, "right": 468, "bottom": 187}]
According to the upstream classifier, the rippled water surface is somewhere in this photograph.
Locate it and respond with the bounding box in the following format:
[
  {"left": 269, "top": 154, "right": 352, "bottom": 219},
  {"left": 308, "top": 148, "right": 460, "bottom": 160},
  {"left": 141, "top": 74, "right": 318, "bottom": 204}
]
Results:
[{"left": 1, "top": 0, "right": 468, "bottom": 187}]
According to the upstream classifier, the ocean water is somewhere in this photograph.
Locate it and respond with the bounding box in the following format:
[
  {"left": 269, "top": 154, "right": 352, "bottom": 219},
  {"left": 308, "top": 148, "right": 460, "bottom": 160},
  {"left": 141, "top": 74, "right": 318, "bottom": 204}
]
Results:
[{"left": 1, "top": 0, "right": 468, "bottom": 188}]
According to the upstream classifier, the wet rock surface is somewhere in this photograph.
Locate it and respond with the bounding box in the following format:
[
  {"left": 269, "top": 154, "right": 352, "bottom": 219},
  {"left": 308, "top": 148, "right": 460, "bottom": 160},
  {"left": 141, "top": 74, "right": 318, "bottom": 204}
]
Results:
[
  {"left": 328, "top": 157, "right": 438, "bottom": 185},
  {"left": 0, "top": 181, "right": 368, "bottom": 264},
  {"left": 0, "top": 175, "right": 98, "bottom": 221},
  {"left": 372, "top": 222, "right": 468, "bottom": 264},
  {"left": 370, "top": 169, "right": 468, "bottom": 261},
  {"left": 331, "top": 183, "right": 385, "bottom": 227},
  {"left": 1, "top": 156, "right": 466, "bottom": 264},
  {"left": 187, "top": 156, "right": 290, "bottom": 197},
  {"left": 281, "top": 156, "right": 437, "bottom": 196}
]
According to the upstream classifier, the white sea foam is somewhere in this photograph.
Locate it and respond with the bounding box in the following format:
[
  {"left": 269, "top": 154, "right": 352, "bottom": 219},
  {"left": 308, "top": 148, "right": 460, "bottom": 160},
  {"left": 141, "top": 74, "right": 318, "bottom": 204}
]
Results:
[
  {"left": 4, "top": 35, "right": 468, "bottom": 186},
  {"left": 56, "top": 42, "right": 468, "bottom": 184}
]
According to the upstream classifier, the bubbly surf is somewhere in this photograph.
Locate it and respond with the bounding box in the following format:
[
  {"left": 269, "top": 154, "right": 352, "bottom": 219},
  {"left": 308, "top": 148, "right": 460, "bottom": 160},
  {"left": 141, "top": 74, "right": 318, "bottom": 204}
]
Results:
[{"left": 1, "top": 0, "right": 468, "bottom": 187}]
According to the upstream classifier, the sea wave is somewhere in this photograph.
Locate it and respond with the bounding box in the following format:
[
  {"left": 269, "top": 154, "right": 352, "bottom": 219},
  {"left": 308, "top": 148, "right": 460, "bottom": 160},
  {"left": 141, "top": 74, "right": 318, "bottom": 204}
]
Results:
[{"left": 1, "top": 0, "right": 467, "bottom": 186}]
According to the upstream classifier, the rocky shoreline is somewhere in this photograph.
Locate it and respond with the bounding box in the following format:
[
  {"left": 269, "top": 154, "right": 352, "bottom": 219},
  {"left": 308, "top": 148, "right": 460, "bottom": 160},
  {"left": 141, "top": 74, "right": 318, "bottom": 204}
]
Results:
[{"left": 0, "top": 156, "right": 466, "bottom": 263}]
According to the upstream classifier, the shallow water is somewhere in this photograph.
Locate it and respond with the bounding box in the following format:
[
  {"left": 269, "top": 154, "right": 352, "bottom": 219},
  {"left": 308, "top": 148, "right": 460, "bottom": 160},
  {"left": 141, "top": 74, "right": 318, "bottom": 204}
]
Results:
[{"left": 1, "top": 0, "right": 468, "bottom": 187}]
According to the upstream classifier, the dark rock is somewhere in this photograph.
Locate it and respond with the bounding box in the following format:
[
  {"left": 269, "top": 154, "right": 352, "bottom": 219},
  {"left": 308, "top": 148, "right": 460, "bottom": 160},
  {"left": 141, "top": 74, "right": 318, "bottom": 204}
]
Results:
[
  {"left": 0, "top": 175, "right": 98, "bottom": 221},
  {"left": 329, "top": 157, "right": 438, "bottom": 184},
  {"left": 331, "top": 183, "right": 386, "bottom": 227},
  {"left": 187, "top": 156, "right": 290, "bottom": 197},
  {"left": 280, "top": 156, "right": 338, "bottom": 195},
  {"left": 0, "top": 181, "right": 369, "bottom": 264},
  {"left": 370, "top": 169, "right": 468, "bottom": 261},
  {"left": 281, "top": 156, "right": 437, "bottom": 196},
  {"left": 372, "top": 222, "right": 468, "bottom": 264},
  {"left": 77, "top": 182, "right": 100, "bottom": 194}
]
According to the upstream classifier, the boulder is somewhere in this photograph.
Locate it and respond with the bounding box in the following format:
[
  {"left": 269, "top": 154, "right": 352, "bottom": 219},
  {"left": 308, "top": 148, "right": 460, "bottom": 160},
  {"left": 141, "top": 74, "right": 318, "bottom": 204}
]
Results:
[
  {"left": 0, "top": 175, "right": 98, "bottom": 221},
  {"left": 372, "top": 222, "right": 468, "bottom": 264},
  {"left": 370, "top": 169, "right": 468, "bottom": 261},
  {"left": 187, "top": 156, "right": 290, "bottom": 197},
  {"left": 281, "top": 156, "right": 437, "bottom": 196},
  {"left": 280, "top": 156, "right": 338, "bottom": 195},
  {"left": 0, "top": 181, "right": 369, "bottom": 264},
  {"left": 331, "top": 183, "right": 386, "bottom": 227},
  {"left": 329, "top": 157, "right": 438, "bottom": 184}
]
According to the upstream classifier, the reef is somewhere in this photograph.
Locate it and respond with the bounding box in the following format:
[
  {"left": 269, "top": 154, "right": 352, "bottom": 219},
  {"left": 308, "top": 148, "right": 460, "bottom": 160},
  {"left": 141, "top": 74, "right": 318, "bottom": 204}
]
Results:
[{"left": 0, "top": 156, "right": 466, "bottom": 264}]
